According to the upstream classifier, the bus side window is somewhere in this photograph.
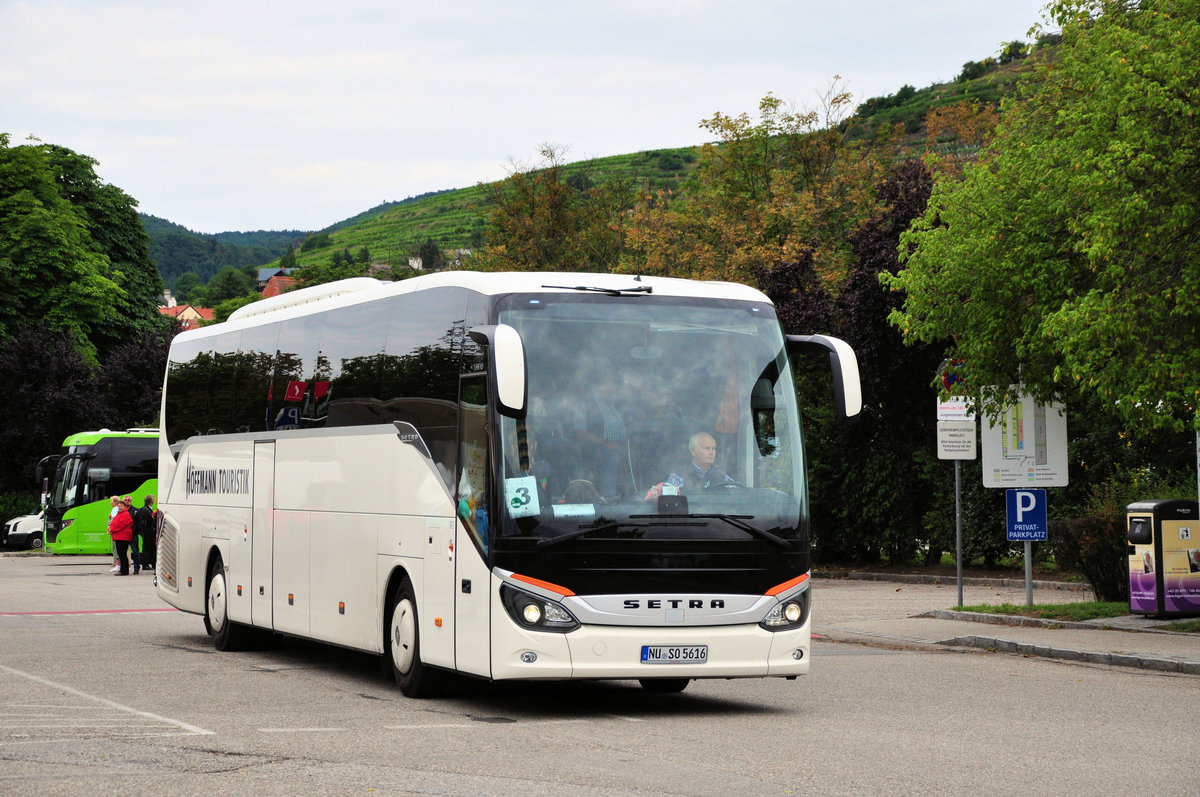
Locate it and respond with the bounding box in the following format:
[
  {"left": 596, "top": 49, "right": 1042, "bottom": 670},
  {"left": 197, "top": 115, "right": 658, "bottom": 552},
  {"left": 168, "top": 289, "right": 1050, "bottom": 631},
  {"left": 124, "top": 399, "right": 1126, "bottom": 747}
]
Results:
[{"left": 457, "top": 374, "right": 490, "bottom": 555}]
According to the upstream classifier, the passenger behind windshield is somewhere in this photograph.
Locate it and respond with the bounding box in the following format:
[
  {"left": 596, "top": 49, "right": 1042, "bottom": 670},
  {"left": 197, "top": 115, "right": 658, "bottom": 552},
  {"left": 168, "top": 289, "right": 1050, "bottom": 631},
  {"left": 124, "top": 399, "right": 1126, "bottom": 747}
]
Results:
[{"left": 567, "top": 378, "right": 628, "bottom": 502}]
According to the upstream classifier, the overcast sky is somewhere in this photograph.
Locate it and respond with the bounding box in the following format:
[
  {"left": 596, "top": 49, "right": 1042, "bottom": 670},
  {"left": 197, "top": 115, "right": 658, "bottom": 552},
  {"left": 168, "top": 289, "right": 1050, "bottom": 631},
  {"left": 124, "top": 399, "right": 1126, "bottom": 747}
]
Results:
[{"left": 2, "top": 1, "right": 1050, "bottom": 234}]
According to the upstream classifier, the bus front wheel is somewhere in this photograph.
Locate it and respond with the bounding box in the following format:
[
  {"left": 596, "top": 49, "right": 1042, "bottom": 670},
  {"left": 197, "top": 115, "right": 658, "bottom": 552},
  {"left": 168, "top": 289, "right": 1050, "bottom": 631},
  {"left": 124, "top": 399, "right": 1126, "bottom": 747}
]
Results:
[
  {"left": 386, "top": 579, "right": 442, "bottom": 698},
  {"left": 205, "top": 557, "right": 250, "bottom": 652}
]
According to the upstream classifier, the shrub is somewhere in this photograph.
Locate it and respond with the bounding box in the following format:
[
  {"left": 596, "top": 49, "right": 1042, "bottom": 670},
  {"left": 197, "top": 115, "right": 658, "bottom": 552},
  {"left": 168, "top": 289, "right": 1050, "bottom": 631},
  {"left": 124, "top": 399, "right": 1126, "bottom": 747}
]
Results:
[
  {"left": 1050, "top": 516, "right": 1127, "bottom": 601},
  {"left": 0, "top": 491, "right": 39, "bottom": 524},
  {"left": 1052, "top": 468, "right": 1197, "bottom": 601}
]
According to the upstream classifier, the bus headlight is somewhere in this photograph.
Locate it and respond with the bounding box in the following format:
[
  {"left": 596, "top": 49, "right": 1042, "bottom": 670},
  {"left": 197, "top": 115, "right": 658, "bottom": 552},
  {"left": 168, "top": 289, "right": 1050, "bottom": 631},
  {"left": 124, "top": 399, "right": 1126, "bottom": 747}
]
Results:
[
  {"left": 760, "top": 591, "right": 809, "bottom": 632},
  {"left": 501, "top": 584, "right": 580, "bottom": 633}
]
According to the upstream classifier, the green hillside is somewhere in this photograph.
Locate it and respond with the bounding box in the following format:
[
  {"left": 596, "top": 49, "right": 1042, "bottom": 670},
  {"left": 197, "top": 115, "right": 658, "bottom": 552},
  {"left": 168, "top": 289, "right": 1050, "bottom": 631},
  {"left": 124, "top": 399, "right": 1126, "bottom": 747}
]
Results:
[
  {"left": 141, "top": 214, "right": 307, "bottom": 288},
  {"left": 147, "top": 40, "right": 1049, "bottom": 286},
  {"left": 282, "top": 145, "right": 702, "bottom": 274}
]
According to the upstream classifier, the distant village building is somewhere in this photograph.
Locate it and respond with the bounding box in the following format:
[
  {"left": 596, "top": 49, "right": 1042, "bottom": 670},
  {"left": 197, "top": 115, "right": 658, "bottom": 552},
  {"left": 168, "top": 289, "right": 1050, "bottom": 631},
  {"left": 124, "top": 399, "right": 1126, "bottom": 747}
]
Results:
[
  {"left": 159, "top": 304, "right": 215, "bottom": 331},
  {"left": 256, "top": 267, "right": 297, "bottom": 291},
  {"left": 262, "top": 274, "right": 297, "bottom": 298}
]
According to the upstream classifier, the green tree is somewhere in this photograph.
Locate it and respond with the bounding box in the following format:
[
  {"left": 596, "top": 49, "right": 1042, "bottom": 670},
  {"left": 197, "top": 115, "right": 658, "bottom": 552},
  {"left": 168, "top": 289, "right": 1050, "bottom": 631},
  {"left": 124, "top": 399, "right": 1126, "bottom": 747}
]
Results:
[
  {"left": 0, "top": 135, "right": 123, "bottom": 361},
  {"left": 174, "top": 271, "right": 204, "bottom": 303},
  {"left": 625, "top": 86, "right": 896, "bottom": 285},
  {"left": 295, "top": 246, "right": 370, "bottom": 287},
  {"left": 40, "top": 143, "right": 165, "bottom": 358},
  {"left": 205, "top": 264, "right": 256, "bottom": 304},
  {"left": 213, "top": 295, "right": 259, "bottom": 322},
  {"left": 416, "top": 238, "right": 447, "bottom": 271},
  {"left": 888, "top": 0, "right": 1200, "bottom": 433},
  {"left": 474, "top": 144, "right": 635, "bottom": 273}
]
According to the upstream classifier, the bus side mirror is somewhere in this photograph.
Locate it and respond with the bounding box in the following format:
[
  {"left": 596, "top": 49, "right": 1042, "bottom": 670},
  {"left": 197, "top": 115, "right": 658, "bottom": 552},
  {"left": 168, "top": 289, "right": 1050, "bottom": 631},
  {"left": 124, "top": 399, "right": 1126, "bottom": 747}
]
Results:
[
  {"left": 786, "top": 334, "right": 863, "bottom": 419},
  {"left": 468, "top": 324, "right": 527, "bottom": 418}
]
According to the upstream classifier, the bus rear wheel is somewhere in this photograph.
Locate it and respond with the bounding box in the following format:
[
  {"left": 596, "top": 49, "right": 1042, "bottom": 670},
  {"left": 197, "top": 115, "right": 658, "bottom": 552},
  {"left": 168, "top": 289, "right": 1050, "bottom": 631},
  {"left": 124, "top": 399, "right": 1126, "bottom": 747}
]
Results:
[
  {"left": 205, "top": 557, "right": 251, "bottom": 652},
  {"left": 638, "top": 678, "right": 690, "bottom": 694},
  {"left": 385, "top": 578, "right": 442, "bottom": 698}
]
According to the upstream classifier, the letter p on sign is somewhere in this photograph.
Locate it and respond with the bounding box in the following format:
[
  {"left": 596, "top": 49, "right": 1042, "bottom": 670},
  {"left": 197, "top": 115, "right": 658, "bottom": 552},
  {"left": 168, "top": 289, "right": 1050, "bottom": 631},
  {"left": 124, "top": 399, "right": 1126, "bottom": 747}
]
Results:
[{"left": 1016, "top": 491, "right": 1037, "bottom": 521}]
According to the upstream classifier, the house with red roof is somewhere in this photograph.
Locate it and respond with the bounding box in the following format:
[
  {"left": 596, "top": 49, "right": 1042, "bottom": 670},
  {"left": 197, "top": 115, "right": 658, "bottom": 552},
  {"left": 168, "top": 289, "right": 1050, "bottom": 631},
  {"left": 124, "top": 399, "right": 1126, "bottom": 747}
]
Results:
[
  {"left": 159, "top": 304, "right": 215, "bottom": 331},
  {"left": 262, "top": 274, "right": 297, "bottom": 298}
]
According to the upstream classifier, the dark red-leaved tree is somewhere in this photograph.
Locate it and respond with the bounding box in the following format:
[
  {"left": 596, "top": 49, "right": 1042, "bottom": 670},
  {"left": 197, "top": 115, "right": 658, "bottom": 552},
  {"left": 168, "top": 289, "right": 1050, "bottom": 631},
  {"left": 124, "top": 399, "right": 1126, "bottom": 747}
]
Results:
[{"left": 0, "top": 324, "right": 107, "bottom": 493}]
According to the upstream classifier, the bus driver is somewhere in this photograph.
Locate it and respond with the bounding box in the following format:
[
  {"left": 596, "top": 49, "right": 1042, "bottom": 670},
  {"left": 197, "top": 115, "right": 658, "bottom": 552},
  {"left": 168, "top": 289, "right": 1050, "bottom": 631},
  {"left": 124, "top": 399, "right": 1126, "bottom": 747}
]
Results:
[{"left": 645, "top": 432, "right": 736, "bottom": 499}]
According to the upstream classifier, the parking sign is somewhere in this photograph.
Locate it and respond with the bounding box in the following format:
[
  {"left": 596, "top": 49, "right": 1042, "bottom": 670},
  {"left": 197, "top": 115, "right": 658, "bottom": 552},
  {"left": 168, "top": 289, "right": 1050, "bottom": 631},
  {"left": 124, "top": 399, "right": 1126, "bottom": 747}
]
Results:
[{"left": 1006, "top": 489, "right": 1047, "bottom": 541}]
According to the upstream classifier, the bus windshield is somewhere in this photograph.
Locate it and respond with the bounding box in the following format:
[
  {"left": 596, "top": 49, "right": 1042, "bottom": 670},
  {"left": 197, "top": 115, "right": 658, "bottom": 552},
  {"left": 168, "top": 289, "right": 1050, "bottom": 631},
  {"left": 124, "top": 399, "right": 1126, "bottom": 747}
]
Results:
[
  {"left": 494, "top": 293, "right": 805, "bottom": 546},
  {"left": 51, "top": 454, "right": 90, "bottom": 510}
]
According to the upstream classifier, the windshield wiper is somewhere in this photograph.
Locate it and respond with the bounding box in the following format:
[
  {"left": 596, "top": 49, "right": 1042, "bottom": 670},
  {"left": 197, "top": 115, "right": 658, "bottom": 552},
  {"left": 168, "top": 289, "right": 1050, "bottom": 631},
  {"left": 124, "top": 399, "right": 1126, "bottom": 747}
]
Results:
[
  {"left": 541, "top": 283, "right": 653, "bottom": 297},
  {"left": 539, "top": 514, "right": 791, "bottom": 549},
  {"left": 629, "top": 513, "right": 791, "bottom": 549},
  {"left": 536, "top": 520, "right": 661, "bottom": 548}
]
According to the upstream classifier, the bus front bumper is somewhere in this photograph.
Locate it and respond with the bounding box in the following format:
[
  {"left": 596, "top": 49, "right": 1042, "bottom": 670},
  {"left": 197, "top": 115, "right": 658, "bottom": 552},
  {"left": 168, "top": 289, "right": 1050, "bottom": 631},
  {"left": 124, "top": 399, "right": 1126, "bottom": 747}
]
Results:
[{"left": 490, "top": 620, "right": 810, "bottom": 681}]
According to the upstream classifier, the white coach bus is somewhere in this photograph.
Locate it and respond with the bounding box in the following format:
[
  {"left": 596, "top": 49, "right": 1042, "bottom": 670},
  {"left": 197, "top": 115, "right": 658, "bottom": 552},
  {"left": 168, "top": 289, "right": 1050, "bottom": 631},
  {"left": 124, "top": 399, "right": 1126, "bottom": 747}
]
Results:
[{"left": 154, "top": 271, "right": 860, "bottom": 696}]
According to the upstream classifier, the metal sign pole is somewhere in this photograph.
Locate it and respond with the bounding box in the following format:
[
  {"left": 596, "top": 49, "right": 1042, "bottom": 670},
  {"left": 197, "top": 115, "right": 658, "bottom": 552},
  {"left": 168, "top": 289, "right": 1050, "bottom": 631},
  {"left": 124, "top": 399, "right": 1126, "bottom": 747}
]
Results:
[
  {"left": 1025, "top": 540, "right": 1034, "bottom": 607},
  {"left": 955, "top": 460, "right": 963, "bottom": 608}
]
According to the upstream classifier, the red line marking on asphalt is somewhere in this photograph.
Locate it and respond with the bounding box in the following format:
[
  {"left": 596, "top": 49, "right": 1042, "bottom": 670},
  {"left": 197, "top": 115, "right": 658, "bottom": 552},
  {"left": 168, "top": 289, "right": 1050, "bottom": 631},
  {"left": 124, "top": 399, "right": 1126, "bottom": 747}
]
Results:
[{"left": 0, "top": 608, "right": 180, "bottom": 617}]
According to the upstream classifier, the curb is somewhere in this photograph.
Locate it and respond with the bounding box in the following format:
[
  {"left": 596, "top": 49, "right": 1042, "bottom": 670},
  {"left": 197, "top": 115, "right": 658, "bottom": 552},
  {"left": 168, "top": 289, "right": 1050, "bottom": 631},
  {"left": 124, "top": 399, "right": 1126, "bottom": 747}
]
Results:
[
  {"left": 919, "top": 608, "right": 1126, "bottom": 631},
  {"left": 937, "top": 634, "right": 1200, "bottom": 675}
]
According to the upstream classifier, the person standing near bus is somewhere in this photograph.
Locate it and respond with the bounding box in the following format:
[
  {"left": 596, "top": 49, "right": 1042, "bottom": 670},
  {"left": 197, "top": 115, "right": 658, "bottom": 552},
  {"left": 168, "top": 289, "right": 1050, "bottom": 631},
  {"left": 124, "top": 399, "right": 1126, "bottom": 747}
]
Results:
[
  {"left": 108, "top": 499, "right": 134, "bottom": 575},
  {"left": 122, "top": 496, "right": 141, "bottom": 574},
  {"left": 108, "top": 496, "right": 121, "bottom": 573},
  {"left": 134, "top": 495, "right": 157, "bottom": 571}
]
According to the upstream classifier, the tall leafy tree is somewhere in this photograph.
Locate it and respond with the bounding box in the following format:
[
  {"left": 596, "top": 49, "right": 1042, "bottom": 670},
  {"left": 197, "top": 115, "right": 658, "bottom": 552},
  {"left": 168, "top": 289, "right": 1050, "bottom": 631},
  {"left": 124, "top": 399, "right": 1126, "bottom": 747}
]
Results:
[
  {"left": 0, "top": 324, "right": 106, "bottom": 491},
  {"left": 173, "top": 271, "right": 204, "bottom": 303},
  {"left": 101, "top": 323, "right": 179, "bottom": 429},
  {"left": 888, "top": 0, "right": 1200, "bottom": 433},
  {"left": 205, "top": 264, "right": 256, "bottom": 303},
  {"left": 0, "top": 135, "right": 121, "bottom": 360},
  {"left": 474, "top": 145, "right": 635, "bottom": 273},
  {"left": 0, "top": 135, "right": 165, "bottom": 362},
  {"left": 625, "top": 87, "right": 897, "bottom": 286},
  {"left": 41, "top": 144, "right": 165, "bottom": 359}
]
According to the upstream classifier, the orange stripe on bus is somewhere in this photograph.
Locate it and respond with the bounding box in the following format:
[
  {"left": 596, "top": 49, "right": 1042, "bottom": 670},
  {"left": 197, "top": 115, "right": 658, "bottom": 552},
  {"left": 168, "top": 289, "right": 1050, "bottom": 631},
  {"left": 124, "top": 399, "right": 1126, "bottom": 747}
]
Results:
[
  {"left": 765, "top": 573, "right": 809, "bottom": 596},
  {"left": 511, "top": 573, "right": 575, "bottom": 596}
]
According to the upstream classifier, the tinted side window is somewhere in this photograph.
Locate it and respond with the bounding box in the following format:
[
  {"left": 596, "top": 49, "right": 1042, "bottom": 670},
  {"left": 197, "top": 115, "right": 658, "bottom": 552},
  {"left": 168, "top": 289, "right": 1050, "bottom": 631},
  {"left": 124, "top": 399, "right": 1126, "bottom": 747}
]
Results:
[
  {"left": 274, "top": 315, "right": 324, "bottom": 431},
  {"left": 235, "top": 322, "right": 281, "bottom": 433},
  {"left": 380, "top": 287, "right": 469, "bottom": 487},
  {"left": 111, "top": 437, "right": 158, "bottom": 475},
  {"left": 164, "top": 337, "right": 210, "bottom": 446},
  {"left": 323, "top": 300, "right": 390, "bottom": 427},
  {"left": 208, "top": 331, "right": 243, "bottom": 435}
]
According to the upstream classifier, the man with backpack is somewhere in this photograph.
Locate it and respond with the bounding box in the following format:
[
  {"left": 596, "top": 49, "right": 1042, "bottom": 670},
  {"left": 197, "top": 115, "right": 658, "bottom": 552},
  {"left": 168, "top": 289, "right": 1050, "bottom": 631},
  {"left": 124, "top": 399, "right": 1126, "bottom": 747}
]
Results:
[{"left": 134, "top": 495, "right": 159, "bottom": 571}]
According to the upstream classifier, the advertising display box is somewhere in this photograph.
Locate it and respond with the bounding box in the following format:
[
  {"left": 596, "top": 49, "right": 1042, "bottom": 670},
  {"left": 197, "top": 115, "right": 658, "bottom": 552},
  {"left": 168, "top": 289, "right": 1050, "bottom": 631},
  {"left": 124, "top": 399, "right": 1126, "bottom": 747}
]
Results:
[{"left": 1126, "top": 499, "right": 1200, "bottom": 618}]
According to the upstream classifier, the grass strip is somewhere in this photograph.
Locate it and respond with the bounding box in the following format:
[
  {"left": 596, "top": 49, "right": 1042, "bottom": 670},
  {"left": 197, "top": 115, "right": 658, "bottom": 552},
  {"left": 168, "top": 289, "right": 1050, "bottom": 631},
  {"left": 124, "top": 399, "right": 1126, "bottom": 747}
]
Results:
[{"left": 957, "top": 602, "right": 1130, "bottom": 622}]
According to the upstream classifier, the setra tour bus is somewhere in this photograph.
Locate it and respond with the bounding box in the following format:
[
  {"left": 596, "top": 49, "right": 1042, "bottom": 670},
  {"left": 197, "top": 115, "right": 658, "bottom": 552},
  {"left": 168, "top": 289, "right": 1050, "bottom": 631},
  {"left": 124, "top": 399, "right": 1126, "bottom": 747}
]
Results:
[
  {"left": 154, "top": 271, "right": 860, "bottom": 696},
  {"left": 44, "top": 429, "right": 159, "bottom": 554}
]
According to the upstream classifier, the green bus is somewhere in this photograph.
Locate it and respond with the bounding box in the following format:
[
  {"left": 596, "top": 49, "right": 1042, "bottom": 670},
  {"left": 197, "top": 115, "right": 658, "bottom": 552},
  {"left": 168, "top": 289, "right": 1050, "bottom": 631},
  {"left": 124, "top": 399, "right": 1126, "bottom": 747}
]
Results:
[{"left": 43, "top": 429, "right": 158, "bottom": 554}]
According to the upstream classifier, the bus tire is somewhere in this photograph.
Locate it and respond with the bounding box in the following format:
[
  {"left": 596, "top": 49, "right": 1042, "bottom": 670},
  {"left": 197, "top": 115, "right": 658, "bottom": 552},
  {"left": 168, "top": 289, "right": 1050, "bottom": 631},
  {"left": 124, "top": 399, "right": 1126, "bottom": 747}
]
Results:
[
  {"left": 205, "top": 556, "right": 250, "bottom": 652},
  {"left": 385, "top": 578, "right": 441, "bottom": 698},
  {"left": 638, "top": 678, "right": 690, "bottom": 694}
]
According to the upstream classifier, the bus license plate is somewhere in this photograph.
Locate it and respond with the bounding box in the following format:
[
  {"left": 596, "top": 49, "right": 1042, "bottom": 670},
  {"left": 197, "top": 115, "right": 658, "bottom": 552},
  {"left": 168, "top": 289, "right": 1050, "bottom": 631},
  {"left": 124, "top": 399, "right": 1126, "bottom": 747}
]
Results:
[{"left": 640, "top": 644, "right": 708, "bottom": 664}]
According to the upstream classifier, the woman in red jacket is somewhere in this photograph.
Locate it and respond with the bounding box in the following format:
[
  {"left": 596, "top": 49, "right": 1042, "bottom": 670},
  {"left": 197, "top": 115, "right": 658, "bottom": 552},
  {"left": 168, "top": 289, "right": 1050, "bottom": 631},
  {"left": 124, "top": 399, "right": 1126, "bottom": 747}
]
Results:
[{"left": 108, "top": 497, "right": 135, "bottom": 576}]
